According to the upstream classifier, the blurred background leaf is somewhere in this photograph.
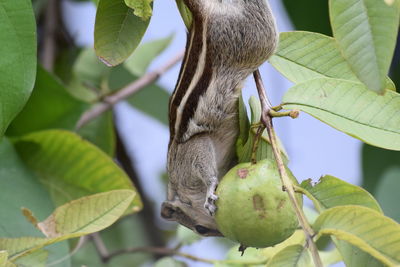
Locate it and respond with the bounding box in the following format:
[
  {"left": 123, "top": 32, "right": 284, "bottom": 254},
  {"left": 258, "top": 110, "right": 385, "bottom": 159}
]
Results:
[
  {"left": 362, "top": 145, "right": 400, "bottom": 194},
  {"left": 124, "top": 34, "right": 174, "bottom": 77},
  {"left": 77, "top": 111, "right": 116, "bottom": 155},
  {"left": 282, "top": 0, "right": 331, "bottom": 36},
  {"left": 0, "top": 138, "right": 70, "bottom": 266},
  {"left": 375, "top": 167, "right": 400, "bottom": 222},
  {"left": 6, "top": 66, "right": 88, "bottom": 137},
  {"left": 109, "top": 66, "right": 170, "bottom": 125}
]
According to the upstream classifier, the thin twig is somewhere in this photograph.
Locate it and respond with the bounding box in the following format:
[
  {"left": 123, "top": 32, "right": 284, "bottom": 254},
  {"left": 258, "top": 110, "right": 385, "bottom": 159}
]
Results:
[
  {"left": 75, "top": 51, "right": 184, "bottom": 129},
  {"left": 41, "top": 0, "right": 57, "bottom": 71},
  {"left": 90, "top": 232, "right": 266, "bottom": 265},
  {"left": 90, "top": 233, "right": 110, "bottom": 263},
  {"left": 105, "top": 246, "right": 214, "bottom": 264},
  {"left": 253, "top": 70, "right": 323, "bottom": 267},
  {"left": 47, "top": 236, "right": 87, "bottom": 266}
]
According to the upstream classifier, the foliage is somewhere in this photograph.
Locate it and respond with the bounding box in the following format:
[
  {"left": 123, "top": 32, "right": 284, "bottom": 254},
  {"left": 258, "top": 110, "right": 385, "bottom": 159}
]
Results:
[{"left": 0, "top": 0, "right": 399, "bottom": 266}]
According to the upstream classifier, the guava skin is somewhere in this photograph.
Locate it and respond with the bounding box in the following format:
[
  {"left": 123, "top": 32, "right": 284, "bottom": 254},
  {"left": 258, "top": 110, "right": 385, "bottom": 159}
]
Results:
[{"left": 215, "top": 159, "right": 302, "bottom": 248}]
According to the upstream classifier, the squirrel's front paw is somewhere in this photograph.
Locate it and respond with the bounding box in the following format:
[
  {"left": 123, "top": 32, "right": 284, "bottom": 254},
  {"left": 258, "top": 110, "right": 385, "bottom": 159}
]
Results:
[
  {"left": 204, "top": 193, "right": 218, "bottom": 216},
  {"left": 205, "top": 177, "right": 219, "bottom": 215}
]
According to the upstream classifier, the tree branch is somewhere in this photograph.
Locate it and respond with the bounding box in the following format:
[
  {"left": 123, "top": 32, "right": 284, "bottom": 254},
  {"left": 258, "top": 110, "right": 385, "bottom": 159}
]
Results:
[
  {"left": 75, "top": 52, "right": 184, "bottom": 129},
  {"left": 252, "top": 70, "right": 323, "bottom": 267},
  {"left": 89, "top": 231, "right": 266, "bottom": 265}
]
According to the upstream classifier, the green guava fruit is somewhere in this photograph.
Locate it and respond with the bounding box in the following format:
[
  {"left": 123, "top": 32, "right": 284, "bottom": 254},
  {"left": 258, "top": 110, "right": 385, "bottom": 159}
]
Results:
[{"left": 215, "top": 159, "right": 302, "bottom": 248}]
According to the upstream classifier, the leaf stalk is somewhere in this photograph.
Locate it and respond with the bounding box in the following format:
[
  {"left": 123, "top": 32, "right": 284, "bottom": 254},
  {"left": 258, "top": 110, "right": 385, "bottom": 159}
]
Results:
[{"left": 253, "top": 69, "right": 323, "bottom": 267}]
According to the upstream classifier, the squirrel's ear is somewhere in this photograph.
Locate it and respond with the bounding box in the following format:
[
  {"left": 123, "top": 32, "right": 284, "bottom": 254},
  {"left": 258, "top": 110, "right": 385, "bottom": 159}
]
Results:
[{"left": 161, "top": 201, "right": 178, "bottom": 220}]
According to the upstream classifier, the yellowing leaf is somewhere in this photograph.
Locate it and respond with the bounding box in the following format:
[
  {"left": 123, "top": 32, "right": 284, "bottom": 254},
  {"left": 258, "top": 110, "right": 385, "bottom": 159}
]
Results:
[
  {"left": 37, "top": 190, "right": 135, "bottom": 238},
  {"left": 13, "top": 249, "right": 48, "bottom": 267},
  {"left": 0, "top": 251, "right": 7, "bottom": 264},
  {"left": 0, "top": 190, "right": 135, "bottom": 261},
  {"left": 314, "top": 205, "right": 400, "bottom": 266}
]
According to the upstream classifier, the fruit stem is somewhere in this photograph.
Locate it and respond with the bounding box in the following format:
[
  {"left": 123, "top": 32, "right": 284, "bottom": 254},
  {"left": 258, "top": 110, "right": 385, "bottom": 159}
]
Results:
[{"left": 253, "top": 70, "right": 323, "bottom": 267}]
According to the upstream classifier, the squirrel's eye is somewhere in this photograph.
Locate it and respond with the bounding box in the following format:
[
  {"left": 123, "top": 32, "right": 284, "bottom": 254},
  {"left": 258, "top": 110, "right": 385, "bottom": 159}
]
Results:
[{"left": 195, "top": 225, "right": 210, "bottom": 235}]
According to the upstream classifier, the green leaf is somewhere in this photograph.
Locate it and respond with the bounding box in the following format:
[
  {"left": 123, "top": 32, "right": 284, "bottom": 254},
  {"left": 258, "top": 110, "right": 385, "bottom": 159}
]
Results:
[
  {"left": 329, "top": 0, "right": 400, "bottom": 93},
  {"left": 0, "top": 138, "right": 70, "bottom": 266},
  {"left": 313, "top": 205, "right": 400, "bottom": 266},
  {"left": 237, "top": 94, "right": 250, "bottom": 143},
  {"left": 95, "top": 0, "right": 150, "bottom": 66},
  {"left": 283, "top": 78, "right": 400, "bottom": 150},
  {"left": 67, "top": 48, "right": 110, "bottom": 103},
  {"left": 0, "top": 190, "right": 135, "bottom": 261},
  {"left": 375, "top": 167, "right": 400, "bottom": 222},
  {"left": 266, "top": 245, "right": 311, "bottom": 267},
  {"left": 72, "top": 48, "right": 110, "bottom": 91},
  {"left": 269, "top": 31, "right": 396, "bottom": 91},
  {"left": 7, "top": 66, "right": 88, "bottom": 137},
  {"left": 300, "top": 175, "right": 382, "bottom": 213},
  {"left": 13, "top": 130, "right": 142, "bottom": 211},
  {"left": 221, "top": 231, "right": 305, "bottom": 267},
  {"left": 300, "top": 175, "right": 384, "bottom": 267},
  {"left": 175, "top": 0, "right": 192, "bottom": 29},
  {"left": 124, "top": 34, "right": 174, "bottom": 77},
  {"left": 124, "top": 0, "right": 153, "bottom": 20},
  {"left": 237, "top": 96, "right": 288, "bottom": 163},
  {"left": 108, "top": 66, "right": 170, "bottom": 125},
  {"left": 0, "top": 139, "right": 54, "bottom": 237},
  {"left": 77, "top": 111, "right": 116, "bottom": 156},
  {"left": 0, "top": 0, "right": 37, "bottom": 137},
  {"left": 269, "top": 31, "right": 359, "bottom": 83},
  {"left": 362, "top": 144, "right": 400, "bottom": 193},
  {"left": 154, "top": 257, "right": 186, "bottom": 267},
  {"left": 281, "top": 0, "right": 331, "bottom": 35}
]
